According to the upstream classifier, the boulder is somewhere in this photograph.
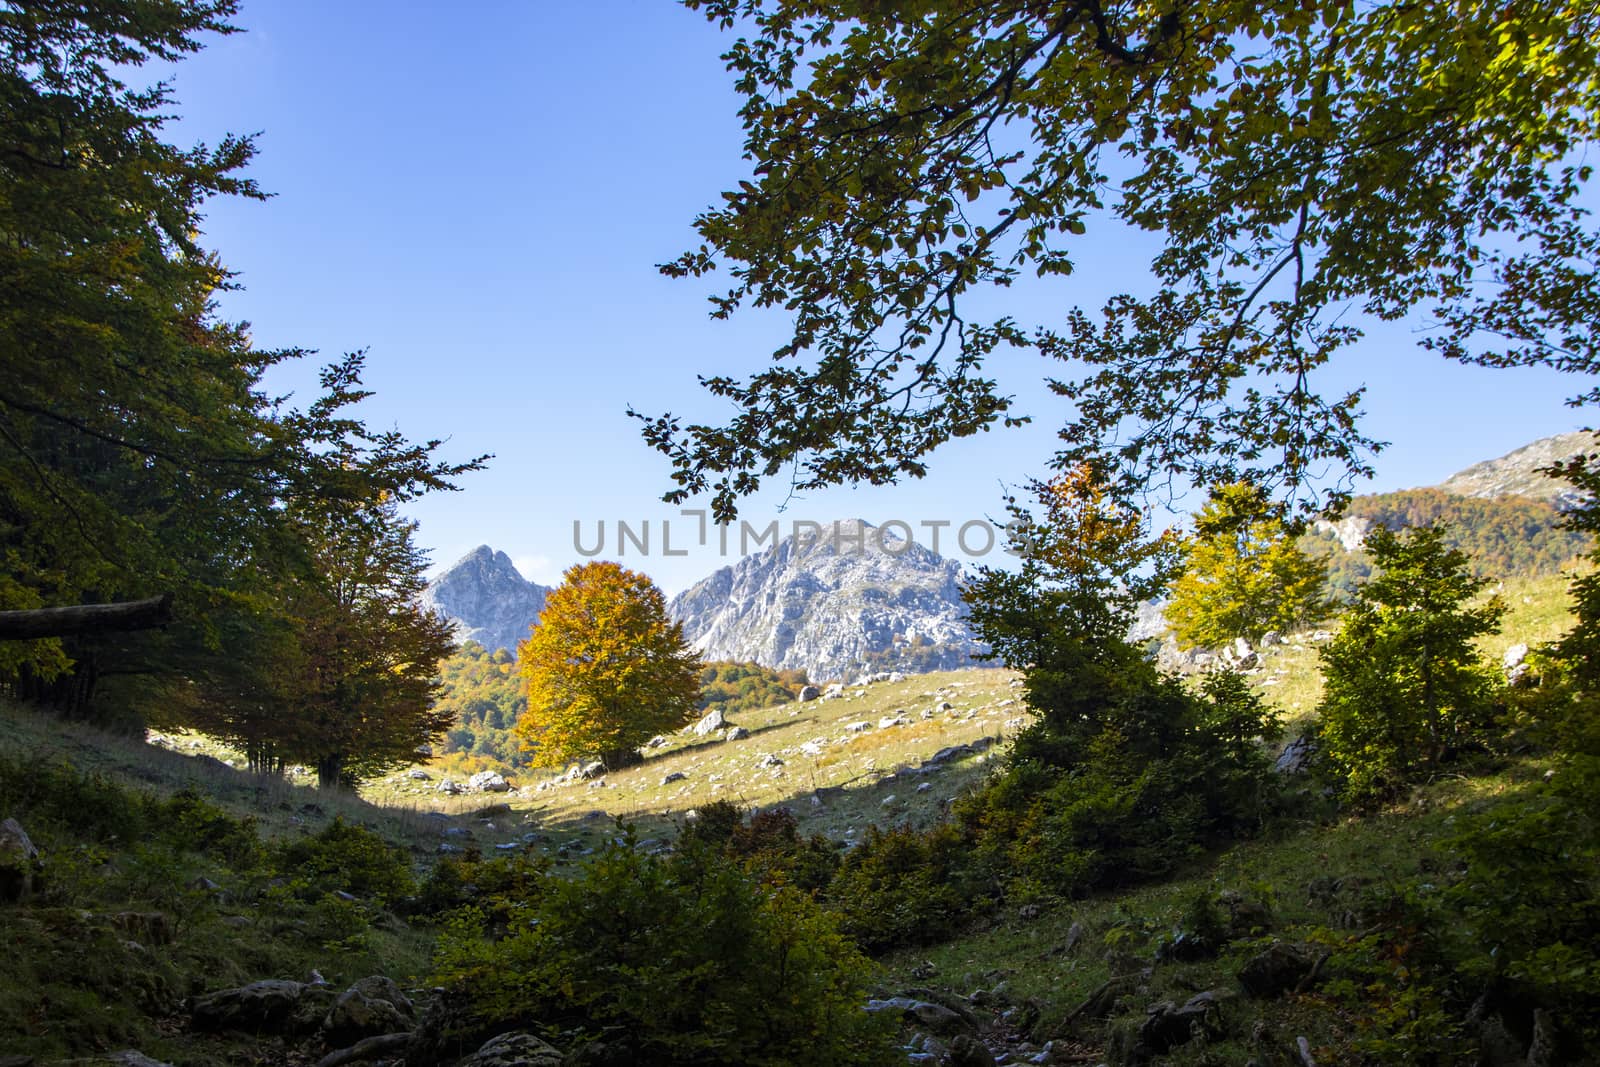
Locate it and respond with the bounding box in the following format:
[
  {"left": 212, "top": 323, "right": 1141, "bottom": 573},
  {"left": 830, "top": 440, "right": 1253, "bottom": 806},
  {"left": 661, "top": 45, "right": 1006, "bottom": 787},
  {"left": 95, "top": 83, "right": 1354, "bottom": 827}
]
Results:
[
  {"left": 1274, "top": 735, "right": 1315, "bottom": 775},
  {"left": 944, "top": 1034, "right": 991, "bottom": 1067},
  {"left": 468, "top": 771, "right": 510, "bottom": 793},
  {"left": 924, "top": 744, "right": 974, "bottom": 768},
  {"left": 723, "top": 726, "right": 749, "bottom": 741},
  {"left": 690, "top": 708, "right": 727, "bottom": 736},
  {"left": 190, "top": 979, "right": 310, "bottom": 1032},
  {"left": 322, "top": 975, "right": 415, "bottom": 1045},
  {"left": 862, "top": 997, "right": 971, "bottom": 1037},
  {"left": 578, "top": 760, "right": 606, "bottom": 780},
  {"left": 457, "top": 1031, "right": 564, "bottom": 1067},
  {"left": 798, "top": 685, "right": 821, "bottom": 702},
  {"left": 407, "top": 769, "right": 432, "bottom": 781},
  {"left": 0, "top": 817, "right": 40, "bottom": 903},
  {"left": 437, "top": 779, "right": 464, "bottom": 796},
  {"left": 645, "top": 735, "right": 671, "bottom": 748},
  {"left": 1238, "top": 942, "right": 1322, "bottom": 998}
]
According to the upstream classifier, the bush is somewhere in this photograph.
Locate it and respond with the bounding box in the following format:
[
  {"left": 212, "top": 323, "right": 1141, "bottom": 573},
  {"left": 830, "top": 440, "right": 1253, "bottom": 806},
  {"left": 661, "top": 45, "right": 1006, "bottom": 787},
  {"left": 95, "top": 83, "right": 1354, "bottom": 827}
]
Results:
[
  {"left": 430, "top": 830, "right": 894, "bottom": 1066},
  {"left": 271, "top": 818, "right": 415, "bottom": 907},
  {"left": 826, "top": 822, "right": 981, "bottom": 951}
]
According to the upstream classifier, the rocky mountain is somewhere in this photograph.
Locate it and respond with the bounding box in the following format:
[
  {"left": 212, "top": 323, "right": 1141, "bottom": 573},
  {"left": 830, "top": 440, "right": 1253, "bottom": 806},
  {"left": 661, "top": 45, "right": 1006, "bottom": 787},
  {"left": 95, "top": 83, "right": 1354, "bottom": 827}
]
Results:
[
  {"left": 1435, "top": 430, "right": 1594, "bottom": 506},
  {"left": 668, "top": 519, "right": 987, "bottom": 683},
  {"left": 1311, "top": 431, "right": 1596, "bottom": 552},
  {"left": 422, "top": 546, "right": 551, "bottom": 655}
]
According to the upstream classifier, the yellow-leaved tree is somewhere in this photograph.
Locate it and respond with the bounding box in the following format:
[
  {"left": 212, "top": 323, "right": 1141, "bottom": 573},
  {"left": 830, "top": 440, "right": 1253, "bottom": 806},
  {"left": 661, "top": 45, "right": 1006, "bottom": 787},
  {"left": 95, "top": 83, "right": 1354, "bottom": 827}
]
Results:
[{"left": 516, "top": 561, "right": 701, "bottom": 770}]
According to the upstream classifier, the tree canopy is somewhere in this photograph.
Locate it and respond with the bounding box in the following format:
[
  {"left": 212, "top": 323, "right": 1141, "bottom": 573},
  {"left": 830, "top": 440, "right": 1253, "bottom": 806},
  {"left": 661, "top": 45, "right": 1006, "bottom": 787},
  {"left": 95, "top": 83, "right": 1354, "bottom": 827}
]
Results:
[
  {"left": 517, "top": 562, "right": 703, "bottom": 770},
  {"left": 1167, "top": 482, "right": 1327, "bottom": 648},
  {"left": 637, "top": 0, "right": 1600, "bottom": 520},
  {"left": 1, "top": 2, "right": 483, "bottom": 757}
]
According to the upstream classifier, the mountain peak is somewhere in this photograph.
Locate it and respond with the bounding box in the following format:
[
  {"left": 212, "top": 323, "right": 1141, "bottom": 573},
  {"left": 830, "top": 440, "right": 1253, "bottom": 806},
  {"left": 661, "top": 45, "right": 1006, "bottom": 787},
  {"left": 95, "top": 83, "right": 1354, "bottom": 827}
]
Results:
[
  {"left": 668, "top": 519, "right": 987, "bottom": 682},
  {"left": 423, "top": 546, "right": 550, "bottom": 655},
  {"left": 1436, "top": 431, "right": 1596, "bottom": 505}
]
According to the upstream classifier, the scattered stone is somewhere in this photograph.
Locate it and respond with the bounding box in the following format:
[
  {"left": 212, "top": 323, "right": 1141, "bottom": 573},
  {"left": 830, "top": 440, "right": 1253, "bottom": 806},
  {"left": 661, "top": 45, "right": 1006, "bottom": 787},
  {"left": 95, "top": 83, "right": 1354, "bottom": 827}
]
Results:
[
  {"left": 437, "top": 843, "right": 464, "bottom": 855},
  {"left": 798, "top": 685, "right": 821, "bottom": 702},
  {"left": 757, "top": 754, "right": 784, "bottom": 769},
  {"left": 924, "top": 744, "right": 973, "bottom": 767},
  {"left": 1275, "top": 735, "right": 1316, "bottom": 775},
  {"left": 844, "top": 721, "right": 871, "bottom": 734},
  {"left": 645, "top": 734, "right": 671, "bottom": 749},
  {"left": 1261, "top": 630, "right": 1282, "bottom": 647},
  {"left": 881, "top": 794, "right": 898, "bottom": 807},
  {"left": 322, "top": 976, "right": 414, "bottom": 1045},
  {"left": 916, "top": 782, "right": 932, "bottom": 793},
  {"left": 1310, "top": 630, "right": 1333, "bottom": 642},
  {"left": 406, "top": 769, "right": 431, "bottom": 781},
  {"left": 800, "top": 741, "right": 825, "bottom": 756},
  {"left": 823, "top": 683, "right": 845, "bottom": 699},
  {"left": 878, "top": 715, "right": 908, "bottom": 728},
  {"left": 456, "top": 1031, "right": 563, "bottom": 1066},
  {"left": 691, "top": 708, "right": 728, "bottom": 736},
  {"left": 1062, "top": 921, "right": 1085, "bottom": 956},
  {"left": 863, "top": 997, "right": 971, "bottom": 1037},
  {"left": 723, "top": 725, "right": 750, "bottom": 741},
  {"left": 468, "top": 771, "right": 510, "bottom": 793},
  {"left": 105, "top": 1053, "right": 176, "bottom": 1067},
  {"left": 436, "top": 779, "right": 463, "bottom": 796},
  {"left": 937, "top": 701, "right": 955, "bottom": 712},
  {"left": 190, "top": 979, "right": 310, "bottom": 1032},
  {"left": 0, "top": 817, "right": 40, "bottom": 903},
  {"left": 494, "top": 842, "right": 519, "bottom": 852},
  {"left": 443, "top": 826, "right": 472, "bottom": 839},
  {"left": 661, "top": 772, "right": 687, "bottom": 785},
  {"left": 578, "top": 760, "right": 606, "bottom": 780}
]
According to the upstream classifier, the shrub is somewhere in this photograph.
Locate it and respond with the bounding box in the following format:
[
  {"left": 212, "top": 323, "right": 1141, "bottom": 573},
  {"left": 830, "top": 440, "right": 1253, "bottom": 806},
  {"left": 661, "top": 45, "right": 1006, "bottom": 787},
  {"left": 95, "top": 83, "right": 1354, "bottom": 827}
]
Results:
[
  {"left": 826, "top": 822, "right": 982, "bottom": 950},
  {"left": 430, "top": 830, "right": 894, "bottom": 1066},
  {"left": 271, "top": 818, "right": 415, "bottom": 907}
]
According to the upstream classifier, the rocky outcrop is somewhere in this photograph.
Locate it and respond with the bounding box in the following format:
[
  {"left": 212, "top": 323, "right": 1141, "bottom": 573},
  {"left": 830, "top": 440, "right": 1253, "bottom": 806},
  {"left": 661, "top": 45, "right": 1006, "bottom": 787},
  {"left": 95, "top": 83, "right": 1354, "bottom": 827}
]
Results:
[
  {"left": 421, "top": 546, "right": 551, "bottom": 656},
  {"left": 668, "top": 520, "right": 988, "bottom": 682},
  {"left": 1436, "top": 431, "right": 1595, "bottom": 506}
]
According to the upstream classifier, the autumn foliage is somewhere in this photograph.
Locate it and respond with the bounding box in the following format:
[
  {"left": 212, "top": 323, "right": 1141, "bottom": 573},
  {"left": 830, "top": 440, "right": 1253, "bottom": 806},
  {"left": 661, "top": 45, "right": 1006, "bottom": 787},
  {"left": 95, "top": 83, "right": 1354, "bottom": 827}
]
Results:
[{"left": 516, "top": 562, "right": 701, "bottom": 769}]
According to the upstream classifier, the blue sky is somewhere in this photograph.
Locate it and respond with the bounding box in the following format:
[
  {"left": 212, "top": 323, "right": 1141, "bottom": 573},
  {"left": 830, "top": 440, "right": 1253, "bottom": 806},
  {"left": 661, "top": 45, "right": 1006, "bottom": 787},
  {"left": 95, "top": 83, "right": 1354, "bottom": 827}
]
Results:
[{"left": 164, "top": 1, "right": 1592, "bottom": 593}]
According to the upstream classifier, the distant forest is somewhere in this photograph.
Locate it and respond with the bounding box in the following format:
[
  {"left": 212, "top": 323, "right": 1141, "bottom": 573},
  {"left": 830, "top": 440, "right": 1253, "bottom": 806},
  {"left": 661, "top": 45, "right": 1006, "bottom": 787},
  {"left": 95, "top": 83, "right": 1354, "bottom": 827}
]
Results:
[{"left": 1303, "top": 488, "right": 1587, "bottom": 599}]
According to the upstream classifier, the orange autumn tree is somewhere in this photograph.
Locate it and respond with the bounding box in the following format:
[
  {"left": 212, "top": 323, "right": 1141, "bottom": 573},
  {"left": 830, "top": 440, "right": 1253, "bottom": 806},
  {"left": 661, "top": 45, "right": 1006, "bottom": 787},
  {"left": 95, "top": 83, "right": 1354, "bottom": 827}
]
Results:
[{"left": 516, "top": 561, "right": 701, "bottom": 770}]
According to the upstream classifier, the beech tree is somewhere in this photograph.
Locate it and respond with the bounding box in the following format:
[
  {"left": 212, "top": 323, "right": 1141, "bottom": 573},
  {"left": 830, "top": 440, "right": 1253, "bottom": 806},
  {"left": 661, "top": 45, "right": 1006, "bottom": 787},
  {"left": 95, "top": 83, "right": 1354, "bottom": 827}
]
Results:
[
  {"left": 1166, "top": 483, "right": 1327, "bottom": 648},
  {"left": 638, "top": 0, "right": 1600, "bottom": 520},
  {"left": 516, "top": 562, "right": 702, "bottom": 771}
]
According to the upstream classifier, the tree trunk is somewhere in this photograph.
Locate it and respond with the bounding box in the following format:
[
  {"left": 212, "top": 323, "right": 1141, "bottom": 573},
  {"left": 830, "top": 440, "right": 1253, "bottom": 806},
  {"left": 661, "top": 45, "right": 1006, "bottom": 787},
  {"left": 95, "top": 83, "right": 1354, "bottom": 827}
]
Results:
[
  {"left": 0, "top": 595, "right": 173, "bottom": 640},
  {"left": 317, "top": 753, "right": 347, "bottom": 791}
]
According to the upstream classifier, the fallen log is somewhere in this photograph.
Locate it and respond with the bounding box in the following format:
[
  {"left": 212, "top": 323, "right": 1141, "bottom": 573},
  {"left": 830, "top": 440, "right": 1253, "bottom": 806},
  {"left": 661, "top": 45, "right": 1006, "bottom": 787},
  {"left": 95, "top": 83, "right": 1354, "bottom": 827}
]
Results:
[{"left": 0, "top": 594, "right": 174, "bottom": 640}]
